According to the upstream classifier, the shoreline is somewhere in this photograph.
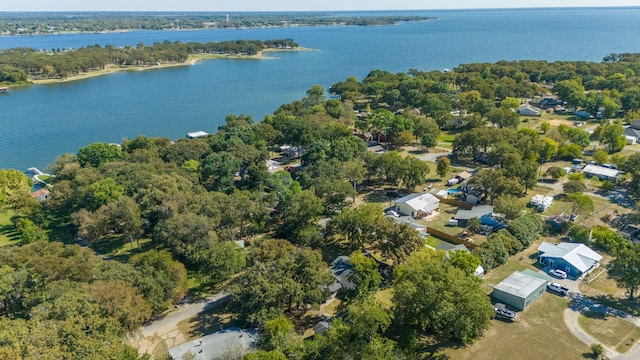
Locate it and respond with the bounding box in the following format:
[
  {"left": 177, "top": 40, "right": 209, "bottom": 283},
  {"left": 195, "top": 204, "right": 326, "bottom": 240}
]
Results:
[{"left": 30, "top": 47, "right": 309, "bottom": 85}]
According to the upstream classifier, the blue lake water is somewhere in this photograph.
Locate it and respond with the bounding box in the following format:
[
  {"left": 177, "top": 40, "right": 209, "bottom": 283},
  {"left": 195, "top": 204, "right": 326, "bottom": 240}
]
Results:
[{"left": 2, "top": 7, "right": 640, "bottom": 170}]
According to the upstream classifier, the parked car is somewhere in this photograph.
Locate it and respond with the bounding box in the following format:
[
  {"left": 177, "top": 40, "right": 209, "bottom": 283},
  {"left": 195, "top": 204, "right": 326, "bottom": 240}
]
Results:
[
  {"left": 570, "top": 213, "right": 579, "bottom": 221},
  {"left": 549, "top": 269, "right": 568, "bottom": 279},
  {"left": 386, "top": 210, "right": 400, "bottom": 217}
]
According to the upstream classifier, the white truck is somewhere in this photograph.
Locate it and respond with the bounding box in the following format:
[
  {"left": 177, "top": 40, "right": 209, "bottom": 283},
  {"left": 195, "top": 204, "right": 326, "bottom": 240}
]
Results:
[{"left": 547, "top": 282, "right": 569, "bottom": 296}]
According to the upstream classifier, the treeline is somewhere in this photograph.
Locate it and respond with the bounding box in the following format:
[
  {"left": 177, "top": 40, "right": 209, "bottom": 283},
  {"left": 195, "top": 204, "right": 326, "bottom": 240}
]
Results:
[
  {"left": 331, "top": 53, "right": 640, "bottom": 122},
  {"left": 0, "top": 12, "right": 431, "bottom": 35},
  {"left": 0, "top": 39, "right": 299, "bottom": 80}
]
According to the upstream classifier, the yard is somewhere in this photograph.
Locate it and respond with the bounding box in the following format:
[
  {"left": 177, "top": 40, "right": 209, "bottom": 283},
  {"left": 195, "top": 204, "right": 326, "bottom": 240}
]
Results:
[
  {"left": 578, "top": 311, "right": 640, "bottom": 353},
  {"left": 0, "top": 209, "right": 20, "bottom": 247},
  {"left": 443, "top": 293, "right": 591, "bottom": 360}
]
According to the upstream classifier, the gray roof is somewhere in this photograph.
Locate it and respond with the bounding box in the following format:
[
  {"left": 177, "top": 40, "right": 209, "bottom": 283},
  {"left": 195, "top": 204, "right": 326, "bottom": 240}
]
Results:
[
  {"left": 538, "top": 241, "right": 602, "bottom": 273},
  {"left": 329, "top": 256, "right": 355, "bottom": 291},
  {"left": 168, "top": 328, "right": 257, "bottom": 360},
  {"left": 386, "top": 215, "right": 427, "bottom": 231},
  {"left": 436, "top": 242, "right": 469, "bottom": 253},
  {"left": 312, "top": 321, "right": 330, "bottom": 334},
  {"left": 454, "top": 205, "right": 493, "bottom": 221},
  {"left": 494, "top": 271, "right": 547, "bottom": 299},
  {"left": 625, "top": 127, "right": 640, "bottom": 139}
]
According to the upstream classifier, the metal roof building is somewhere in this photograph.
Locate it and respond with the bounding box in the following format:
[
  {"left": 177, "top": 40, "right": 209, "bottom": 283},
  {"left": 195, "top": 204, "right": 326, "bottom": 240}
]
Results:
[{"left": 492, "top": 271, "right": 548, "bottom": 311}]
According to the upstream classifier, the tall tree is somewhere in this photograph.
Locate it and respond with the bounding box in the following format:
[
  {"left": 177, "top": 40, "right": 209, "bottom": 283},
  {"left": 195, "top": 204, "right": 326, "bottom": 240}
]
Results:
[
  {"left": 393, "top": 250, "right": 493, "bottom": 344},
  {"left": 608, "top": 246, "right": 640, "bottom": 300}
]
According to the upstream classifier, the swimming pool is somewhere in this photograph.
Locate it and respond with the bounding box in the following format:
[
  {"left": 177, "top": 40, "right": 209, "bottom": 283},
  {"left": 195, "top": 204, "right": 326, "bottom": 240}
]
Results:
[{"left": 448, "top": 188, "right": 462, "bottom": 195}]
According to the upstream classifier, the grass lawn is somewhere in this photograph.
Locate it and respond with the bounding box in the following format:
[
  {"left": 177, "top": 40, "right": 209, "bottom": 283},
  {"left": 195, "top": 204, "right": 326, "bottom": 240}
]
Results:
[
  {"left": 444, "top": 294, "right": 591, "bottom": 360},
  {"left": 481, "top": 237, "right": 547, "bottom": 293},
  {"left": 90, "top": 235, "right": 154, "bottom": 261},
  {"left": 0, "top": 209, "right": 20, "bottom": 247},
  {"left": 580, "top": 268, "right": 626, "bottom": 299},
  {"left": 578, "top": 311, "right": 640, "bottom": 353}
]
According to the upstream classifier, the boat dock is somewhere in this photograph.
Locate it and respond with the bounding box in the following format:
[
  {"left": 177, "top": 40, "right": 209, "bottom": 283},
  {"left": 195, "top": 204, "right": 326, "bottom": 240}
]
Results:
[{"left": 0, "top": 87, "right": 9, "bottom": 93}]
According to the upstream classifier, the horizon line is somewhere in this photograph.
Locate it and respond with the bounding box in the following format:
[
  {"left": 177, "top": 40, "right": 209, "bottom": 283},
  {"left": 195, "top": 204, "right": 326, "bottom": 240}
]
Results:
[{"left": 1, "top": 5, "right": 639, "bottom": 13}]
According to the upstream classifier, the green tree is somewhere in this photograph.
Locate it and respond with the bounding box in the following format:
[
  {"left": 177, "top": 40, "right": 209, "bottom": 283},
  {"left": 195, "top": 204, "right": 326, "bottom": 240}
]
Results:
[
  {"left": 500, "top": 97, "right": 520, "bottom": 110},
  {"left": 130, "top": 250, "right": 188, "bottom": 313},
  {"left": 348, "top": 251, "right": 382, "bottom": 298},
  {"left": 375, "top": 220, "right": 424, "bottom": 266},
  {"left": 608, "top": 246, "right": 640, "bottom": 299},
  {"left": 449, "top": 250, "right": 482, "bottom": 277},
  {"left": 87, "top": 177, "right": 124, "bottom": 211},
  {"left": 0, "top": 169, "right": 32, "bottom": 206},
  {"left": 329, "top": 203, "right": 383, "bottom": 251},
  {"left": 77, "top": 142, "right": 123, "bottom": 167},
  {"left": 546, "top": 166, "right": 565, "bottom": 180},
  {"left": 566, "top": 193, "right": 594, "bottom": 218},
  {"left": 393, "top": 250, "right": 493, "bottom": 343},
  {"left": 540, "top": 121, "right": 551, "bottom": 134},
  {"left": 563, "top": 180, "right": 587, "bottom": 194},
  {"left": 492, "top": 194, "right": 524, "bottom": 220},
  {"left": 436, "top": 156, "right": 450, "bottom": 179},
  {"left": 261, "top": 316, "right": 301, "bottom": 355}
]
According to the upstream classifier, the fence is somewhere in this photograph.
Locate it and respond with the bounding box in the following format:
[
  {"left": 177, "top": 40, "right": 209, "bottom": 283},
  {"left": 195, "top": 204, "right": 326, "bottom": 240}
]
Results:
[{"left": 426, "top": 227, "right": 478, "bottom": 249}]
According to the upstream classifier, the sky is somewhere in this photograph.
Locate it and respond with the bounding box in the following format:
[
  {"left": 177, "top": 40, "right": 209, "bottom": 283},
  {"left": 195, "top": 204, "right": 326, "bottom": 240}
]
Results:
[{"left": 2, "top": 0, "right": 640, "bottom": 12}]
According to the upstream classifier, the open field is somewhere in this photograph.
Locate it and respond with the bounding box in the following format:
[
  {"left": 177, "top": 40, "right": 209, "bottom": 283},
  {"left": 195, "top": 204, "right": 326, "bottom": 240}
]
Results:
[
  {"left": 578, "top": 311, "right": 640, "bottom": 353},
  {"left": 444, "top": 293, "right": 591, "bottom": 360}
]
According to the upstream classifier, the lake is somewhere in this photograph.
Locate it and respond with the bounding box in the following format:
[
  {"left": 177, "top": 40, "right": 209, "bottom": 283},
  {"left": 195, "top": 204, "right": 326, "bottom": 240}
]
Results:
[{"left": 2, "top": 7, "right": 640, "bottom": 170}]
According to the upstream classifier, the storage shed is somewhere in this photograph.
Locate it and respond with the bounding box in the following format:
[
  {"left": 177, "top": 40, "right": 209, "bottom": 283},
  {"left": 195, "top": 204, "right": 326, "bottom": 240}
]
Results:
[{"left": 492, "top": 271, "right": 548, "bottom": 311}]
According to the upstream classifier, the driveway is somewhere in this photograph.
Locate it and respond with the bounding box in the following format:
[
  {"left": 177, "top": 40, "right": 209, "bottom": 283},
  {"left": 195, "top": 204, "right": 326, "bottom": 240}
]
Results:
[{"left": 131, "top": 292, "right": 230, "bottom": 356}]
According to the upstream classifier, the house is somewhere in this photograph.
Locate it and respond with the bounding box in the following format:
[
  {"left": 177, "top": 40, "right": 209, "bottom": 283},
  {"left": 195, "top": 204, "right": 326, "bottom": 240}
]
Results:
[
  {"left": 356, "top": 132, "right": 374, "bottom": 142},
  {"left": 537, "top": 241, "right": 603, "bottom": 278},
  {"left": 453, "top": 205, "right": 494, "bottom": 227},
  {"left": 518, "top": 104, "right": 542, "bottom": 117},
  {"left": 529, "top": 96, "right": 562, "bottom": 109},
  {"left": 624, "top": 127, "right": 640, "bottom": 145},
  {"left": 266, "top": 159, "right": 281, "bottom": 173},
  {"left": 492, "top": 270, "right": 550, "bottom": 311},
  {"left": 326, "top": 256, "right": 356, "bottom": 294},
  {"left": 367, "top": 144, "right": 385, "bottom": 155},
  {"left": 620, "top": 224, "right": 640, "bottom": 244},
  {"left": 30, "top": 188, "right": 50, "bottom": 202},
  {"left": 630, "top": 119, "right": 640, "bottom": 129},
  {"left": 386, "top": 215, "right": 427, "bottom": 233},
  {"left": 575, "top": 110, "right": 592, "bottom": 119},
  {"left": 168, "top": 328, "right": 257, "bottom": 360},
  {"left": 312, "top": 321, "right": 331, "bottom": 335},
  {"left": 582, "top": 164, "right": 620, "bottom": 181},
  {"left": 393, "top": 193, "right": 440, "bottom": 219}
]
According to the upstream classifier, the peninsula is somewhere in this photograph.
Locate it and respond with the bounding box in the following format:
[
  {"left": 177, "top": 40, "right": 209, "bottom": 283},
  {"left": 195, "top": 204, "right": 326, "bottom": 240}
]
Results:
[{"left": 0, "top": 39, "right": 303, "bottom": 86}]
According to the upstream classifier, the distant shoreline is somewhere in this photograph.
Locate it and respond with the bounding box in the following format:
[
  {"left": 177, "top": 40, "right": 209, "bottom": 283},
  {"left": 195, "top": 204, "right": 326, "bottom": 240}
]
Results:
[{"left": 30, "top": 47, "right": 308, "bottom": 85}]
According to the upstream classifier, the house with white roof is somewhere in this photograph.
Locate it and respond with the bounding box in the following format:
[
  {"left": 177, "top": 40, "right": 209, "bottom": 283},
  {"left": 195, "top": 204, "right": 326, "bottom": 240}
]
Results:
[
  {"left": 393, "top": 193, "right": 440, "bottom": 219},
  {"left": 518, "top": 104, "right": 542, "bottom": 116},
  {"left": 537, "top": 241, "right": 602, "bottom": 278},
  {"left": 582, "top": 164, "right": 620, "bottom": 181}
]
